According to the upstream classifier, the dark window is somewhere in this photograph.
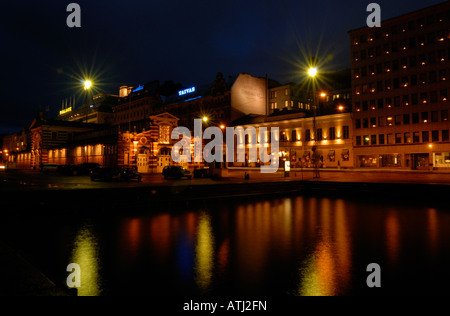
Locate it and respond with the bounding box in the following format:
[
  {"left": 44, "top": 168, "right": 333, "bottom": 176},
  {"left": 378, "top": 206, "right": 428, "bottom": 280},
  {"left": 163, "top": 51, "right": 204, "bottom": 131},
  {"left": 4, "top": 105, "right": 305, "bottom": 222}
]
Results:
[
  {"left": 431, "top": 111, "right": 439, "bottom": 122},
  {"left": 443, "top": 130, "right": 450, "bottom": 142},
  {"left": 356, "top": 136, "right": 362, "bottom": 146},
  {"left": 413, "top": 113, "right": 419, "bottom": 124},
  {"left": 377, "top": 99, "right": 384, "bottom": 109},
  {"left": 329, "top": 127, "right": 336, "bottom": 140},
  {"left": 413, "top": 132, "right": 420, "bottom": 143},
  {"left": 395, "top": 133, "right": 402, "bottom": 144},
  {"left": 363, "top": 118, "right": 369, "bottom": 129},
  {"left": 343, "top": 126, "right": 350, "bottom": 139},
  {"left": 305, "top": 129, "right": 311, "bottom": 142},
  {"left": 432, "top": 130, "right": 439, "bottom": 142},
  {"left": 423, "top": 131, "right": 429, "bottom": 143},
  {"left": 442, "top": 110, "right": 449, "bottom": 121},
  {"left": 379, "top": 134, "right": 385, "bottom": 145},
  {"left": 403, "top": 114, "right": 410, "bottom": 124},
  {"left": 317, "top": 128, "right": 323, "bottom": 141},
  {"left": 356, "top": 119, "right": 361, "bottom": 129},
  {"left": 371, "top": 135, "right": 377, "bottom": 145}
]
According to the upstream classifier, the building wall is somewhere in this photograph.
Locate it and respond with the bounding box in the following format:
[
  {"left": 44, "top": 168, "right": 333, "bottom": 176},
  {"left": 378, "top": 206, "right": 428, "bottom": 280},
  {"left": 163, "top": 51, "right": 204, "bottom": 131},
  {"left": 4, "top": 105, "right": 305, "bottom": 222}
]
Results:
[
  {"left": 232, "top": 113, "right": 354, "bottom": 169},
  {"left": 231, "top": 74, "right": 268, "bottom": 121},
  {"left": 349, "top": 1, "right": 450, "bottom": 169}
]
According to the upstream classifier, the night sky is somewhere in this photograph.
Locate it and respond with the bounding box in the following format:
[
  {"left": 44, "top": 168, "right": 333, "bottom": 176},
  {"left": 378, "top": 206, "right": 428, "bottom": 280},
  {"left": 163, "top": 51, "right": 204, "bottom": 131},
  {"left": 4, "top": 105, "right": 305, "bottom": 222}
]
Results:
[{"left": 0, "top": 0, "right": 445, "bottom": 134}]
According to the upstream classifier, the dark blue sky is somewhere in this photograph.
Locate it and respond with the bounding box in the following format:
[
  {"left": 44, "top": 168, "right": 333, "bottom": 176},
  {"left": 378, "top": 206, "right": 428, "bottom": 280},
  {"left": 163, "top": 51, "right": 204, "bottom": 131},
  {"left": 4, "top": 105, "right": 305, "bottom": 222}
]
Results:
[{"left": 0, "top": 0, "right": 445, "bottom": 133}]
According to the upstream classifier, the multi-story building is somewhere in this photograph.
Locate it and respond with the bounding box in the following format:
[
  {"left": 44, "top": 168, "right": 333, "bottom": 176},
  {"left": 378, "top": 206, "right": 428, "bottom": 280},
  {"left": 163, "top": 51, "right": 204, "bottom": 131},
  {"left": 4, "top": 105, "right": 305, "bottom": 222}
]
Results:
[
  {"left": 268, "top": 69, "right": 352, "bottom": 116},
  {"left": 349, "top": 1, "right": 450, "bottom": 170},
  {"left": 113, "top": 81, "right": 162, "bottom": 133},
  {"left": 58, "top": 93, "right": 119, "bottom": 125}
]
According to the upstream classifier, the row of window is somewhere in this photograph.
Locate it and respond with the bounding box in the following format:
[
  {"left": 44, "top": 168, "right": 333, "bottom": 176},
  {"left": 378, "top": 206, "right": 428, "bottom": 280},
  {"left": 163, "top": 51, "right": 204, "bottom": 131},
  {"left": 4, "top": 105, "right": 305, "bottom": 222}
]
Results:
[
  {"left": 352, "top": 10, "right": 450, "bottom": 45},
  {"left": 270, "top": 101, "right": 311, "bottom": 110},
  {"left": 356, "top": 130, "right": 450, "bottom": 146},
  {"left": 354, "top": 51, "right": 449, "bottom": 78},
  {"left": 353, "top": 31, "right": 449, "bottom": 62},
  {"left": 303, "top": 126, "right": 350, "bottom": 142},
  {"left": 356, "top": 110, "right": 449, "bottom": 129},
  {"left": 355, "top": 90, "right": 448, "bottom": 111}
]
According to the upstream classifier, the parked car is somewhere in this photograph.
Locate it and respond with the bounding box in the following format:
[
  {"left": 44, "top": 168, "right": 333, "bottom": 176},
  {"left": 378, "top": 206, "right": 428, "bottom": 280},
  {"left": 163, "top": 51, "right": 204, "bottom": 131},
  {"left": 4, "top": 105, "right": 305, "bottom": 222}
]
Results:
[
  {"left": 162, "top": 166, "right": 192, "bottom": 180},
  {"left": 57, "top": 164, "right": 76, "bottom": 176},
  {"left": 119, "top": 168, "right": 142, "bottom": 182},
  {"left": 90, "top": 167, "right": 121, "bottom": 182},
  {"left": 75, "top": 163, "right": 100, "bottom": 175},
  {"left": 41, "top": 164, "right": 59, "bottom": 173}
]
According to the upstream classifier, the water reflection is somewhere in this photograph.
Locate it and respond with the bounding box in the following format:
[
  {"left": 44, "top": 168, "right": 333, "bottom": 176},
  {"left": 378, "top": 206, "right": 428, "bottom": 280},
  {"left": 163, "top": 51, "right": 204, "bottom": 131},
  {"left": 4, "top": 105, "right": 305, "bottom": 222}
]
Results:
[
  {"left": 385, "top": 210, "right": 400, "bottom": 267},
  {"left": 55, "top": 195, "right": 450, "bottom": 296},
  {"left": 195, "top": 211, "right": 215, "bottom": 293},
  {"left": 297, "top": 198, "right": 352, "bottom": 296},
  {"left": 70, "top": 223, "right": 102, "bottom": 296}
]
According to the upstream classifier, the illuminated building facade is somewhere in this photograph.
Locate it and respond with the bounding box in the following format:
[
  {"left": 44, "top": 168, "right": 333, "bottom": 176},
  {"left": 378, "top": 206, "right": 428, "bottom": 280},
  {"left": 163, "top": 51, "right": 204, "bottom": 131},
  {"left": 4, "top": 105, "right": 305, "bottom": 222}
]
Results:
[
  {"left": 29, "top": 109, "right": 104, "bottom": 169},
  {"left": 349, "top": 2, "right": 450, "bottom": 169},
  {"left": 232, "top": 112, "right": 354, "bottom": 169}
]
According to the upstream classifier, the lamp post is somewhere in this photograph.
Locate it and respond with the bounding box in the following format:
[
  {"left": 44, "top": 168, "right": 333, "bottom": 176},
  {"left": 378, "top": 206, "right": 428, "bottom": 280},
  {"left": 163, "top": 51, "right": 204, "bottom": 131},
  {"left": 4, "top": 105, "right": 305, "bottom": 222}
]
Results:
[
  {"left": 308, "top": 67, "right": 320, "bottom": 179},
  {"left": 83, "top": 80, "right": 92, "bottom": 123}
]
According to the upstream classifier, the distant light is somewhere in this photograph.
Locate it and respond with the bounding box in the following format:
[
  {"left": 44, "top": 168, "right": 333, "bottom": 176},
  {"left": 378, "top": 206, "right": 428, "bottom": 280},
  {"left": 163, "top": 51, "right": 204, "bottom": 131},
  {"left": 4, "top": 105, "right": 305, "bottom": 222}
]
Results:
[
  {"left": 0, "top": 166, "right": 5, "bottom": 170},
  {"left": 338, "top": 105, "right": 344, "bottom": 111},
  {"left": 320, "top": 92, "right": 327, "bottom": 98},
  {"left": 220, "top": 125, "right": 225, "bottom": 129},
  {"left": 308, "top": 67, "right": 318, "bottom": 78},
  {"left": 84, "top": 80, "right": 92, "bottom": 90},
  {"left": 429, "top": 144, "right": 433, "bottom": 148},
  {"left": 203, "top": 117, "right": 208, "bottom": 123}
]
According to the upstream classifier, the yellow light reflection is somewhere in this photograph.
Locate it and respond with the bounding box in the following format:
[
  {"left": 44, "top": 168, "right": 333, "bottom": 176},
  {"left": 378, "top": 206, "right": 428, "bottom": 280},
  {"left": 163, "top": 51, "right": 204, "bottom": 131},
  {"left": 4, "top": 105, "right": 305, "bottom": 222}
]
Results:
[
  {"left": 298, "top": 241, "right": 336, "bottom": 296},
  {"left": 427, "top": 208, "right": 439, "bottom": 258},
  {"left": 195, "top": 212, "right": 215, "bottom": 292},
  {"left": 70, "top": 224, "right": 101, "bottom": 296},
  {"left": 385, "top": 210, "right": 400, "bottom": 267}
]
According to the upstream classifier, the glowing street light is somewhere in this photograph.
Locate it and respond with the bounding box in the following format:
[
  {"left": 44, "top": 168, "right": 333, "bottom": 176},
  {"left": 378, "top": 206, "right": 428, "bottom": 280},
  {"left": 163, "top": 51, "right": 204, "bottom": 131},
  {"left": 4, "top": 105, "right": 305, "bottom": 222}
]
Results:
[
  {"left": 203, "top": 116, "right": 208, "bottom": 123},
  {"left": 84, "top": 80, "right": 92, "bottom": 90},
  {"left": 308, "top": 67, "right": 318, "bottom": 78}
]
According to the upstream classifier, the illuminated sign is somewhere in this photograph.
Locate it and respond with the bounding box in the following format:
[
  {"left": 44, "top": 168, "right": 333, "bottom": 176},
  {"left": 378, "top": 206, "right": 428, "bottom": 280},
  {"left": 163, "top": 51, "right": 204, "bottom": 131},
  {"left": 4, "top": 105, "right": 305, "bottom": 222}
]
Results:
[
  {"left": 133, "top": 85, "right": 144, "bottom": 93},
  {"left": 179, "top": 87, "right": 196, "bottom": 96},
  {"left": 60, "top": 107, "right": 72, "bottom": 115},
  {"left": 285, "top": 161, "right": 291, "bottom": 172}
]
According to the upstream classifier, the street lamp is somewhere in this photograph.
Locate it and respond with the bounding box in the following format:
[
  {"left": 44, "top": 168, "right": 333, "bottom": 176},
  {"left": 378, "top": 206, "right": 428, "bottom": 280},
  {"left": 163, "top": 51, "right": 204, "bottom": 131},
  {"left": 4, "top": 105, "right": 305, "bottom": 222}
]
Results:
[
  {"left": 308, "top": 67, "right": 318, "bottom": 78},
  {"left": 84, "top": 80, "right": 92, "bottom": 90},
  {"left": 308, "top": 67, "right": 320, "bottom": 179},
  {"left": 83, "top": 80, "right": 93, "bottom": 122}
]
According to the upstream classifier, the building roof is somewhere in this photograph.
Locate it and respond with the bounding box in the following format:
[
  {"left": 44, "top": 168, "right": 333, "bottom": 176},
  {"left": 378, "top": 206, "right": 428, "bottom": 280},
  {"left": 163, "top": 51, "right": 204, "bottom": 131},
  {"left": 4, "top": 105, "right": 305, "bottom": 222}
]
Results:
[{"left": 348, "top": 1, "right": 449, "bottom": 33}]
